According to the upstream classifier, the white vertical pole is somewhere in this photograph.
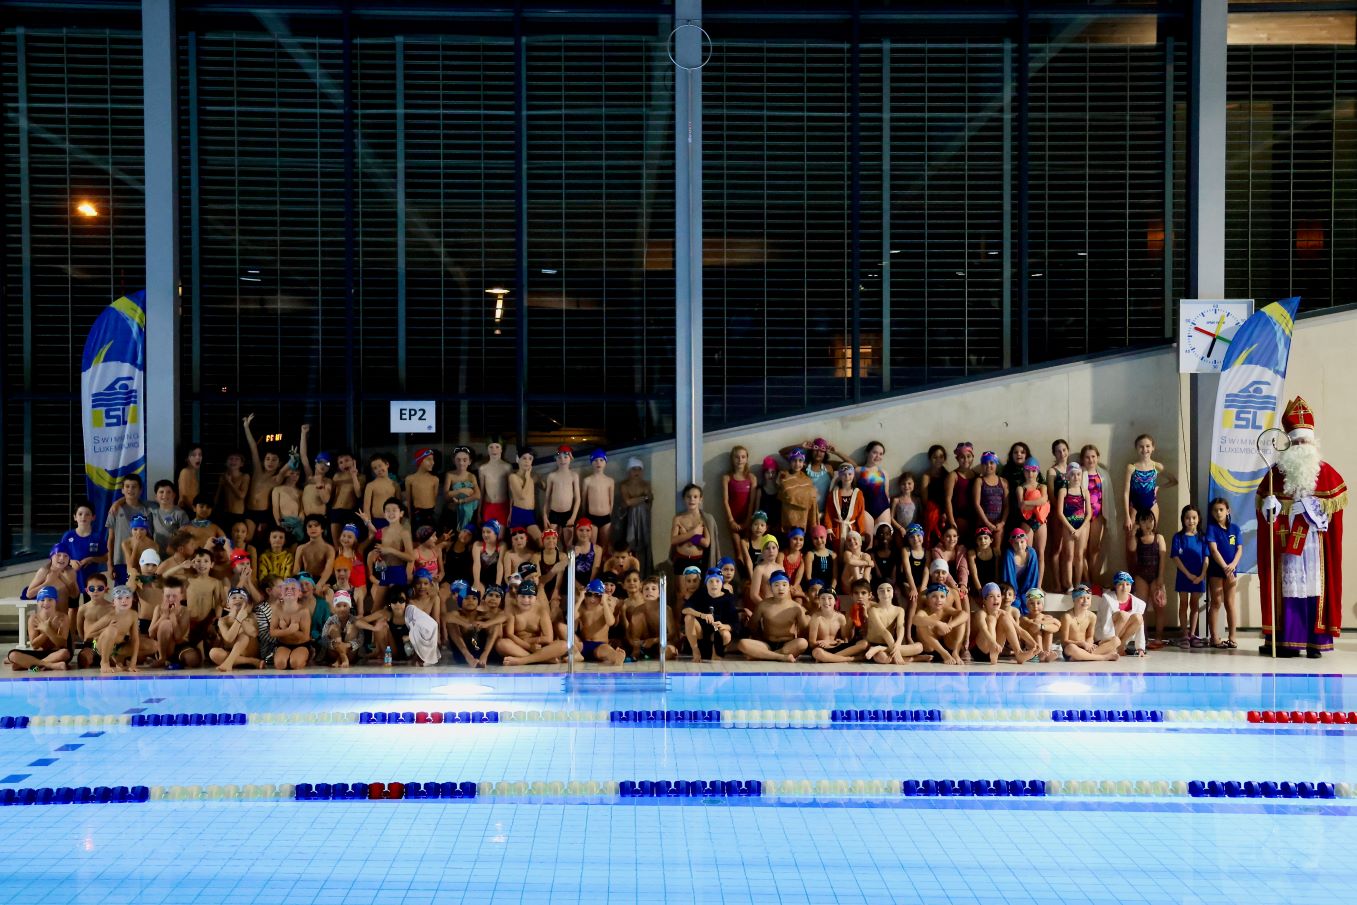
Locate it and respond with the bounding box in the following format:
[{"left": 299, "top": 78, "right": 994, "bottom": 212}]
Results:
[
  {"left": 659, "top": 574, "right": 669, "bottom": 674},
  {"left": 566, "top": 551, "right": 578, "bottom": 673},
  {"left": 673, "top": 0, "right": 704, "bottom": 494},
  {"left": 142, "top": 0, "right": 180, "bottom": 484}
]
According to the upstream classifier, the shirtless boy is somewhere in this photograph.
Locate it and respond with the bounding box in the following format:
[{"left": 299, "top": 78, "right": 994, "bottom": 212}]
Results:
[
  {"left": 1019, "top": 588, "right": 1062, "bottom": 662},
  {"left": 627, "top": 575, "right": 678, "bottom": 661},
  {"left": 186, "top": 499, "right": 226, "bottom": 548},
  {"left": 497, "top": 580, "right": 570, "bottom": 665},
  {"left": 581, "top": 449, "right": 615, "bottom": 551},
  {"left": 508, "top": 447, "right": 541, "bottom": 542},
  {"left": 602, "top": 541, "right": 640, "bottom": 583},
  {"left": 1060, "top": 584, "right": 1122, "bottom": 661},
  {"left": 269, "top": 578, "right": 312, "bottom": 670},
  {"left": 89, "top": 585, "right": 140, "bottom": 673},
  {"left": 294, "top": 515, "right": 337, "bottom": 586},
  {"left": 477, "top": 439, "right": 513, "bottom": 527},
  {"left": 863, "top": 579, "right": 930, "bottom": 665},
  {"left": 970, "top": 582, "right": 1039, "bottom": 666},
  {"left": 74, "top": 575, "right": 114, "bottom": 669},
  {"left": 242, "top": 413, "right": 283, "bottom": 539},
  {"left": 544, "top": 445, "right": 581, "bottom": 546},
  {"left": 361, "top": 454, "right": 401, "bottom": 528},
  {"left": 121, "top": 516, "right": 157, "bottom": 586},
  {"left": 362, "top": 497, "right": 414, "bottom": 611},
  {"left": 271, "top": 465, "right": 304, "bottom": 542},
  {"left": 215, "top": 451, "right": 250, "bottom": 528},
  {"left": 6, "top": 587, "right": 71, "bottom": 671},
  {"left": 184, "top": 547, "right": 227, "bottom": 652},
  {"left": 912, "top": 583, "right": 967, "bottom": 665},
  {"left": 442, "top": 584, "right": 481, "bottom": 663},
  {"left": 209, "top": 587, "right": 264, "bottom": 671},
  {"left": 807, "top": 584, "right": 868, "bottom": 663},
  {"left": 405, "top": 448, "right": 441, "bottom": 531},
  {"left": 576, "top": 579, "right": 626, "bottom": 665},
  {"left": 738, "top": 572, "right": 809, "bottom": 662},
  {"left": 149, "top": 576, "right": 200, "bottom": 669},
  {"left": 299, "top": 430, "right": 333, "bottom": 521},
  {"left": 328, "top": 451, "right": 366, "bottom": 546}
]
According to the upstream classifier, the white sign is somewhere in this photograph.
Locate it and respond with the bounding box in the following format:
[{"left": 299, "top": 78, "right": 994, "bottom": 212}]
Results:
[
  {"left": 1178, "top": 299, "right": 1253, "bottom": 373},
  {"left": 390, "top": 400, "right": 436, "bottom": 434}
]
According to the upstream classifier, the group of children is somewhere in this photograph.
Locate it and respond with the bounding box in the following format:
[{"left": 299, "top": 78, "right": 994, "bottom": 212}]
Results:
[{"left": 8, "top": 423, "right": 1247, "bottom": 672}]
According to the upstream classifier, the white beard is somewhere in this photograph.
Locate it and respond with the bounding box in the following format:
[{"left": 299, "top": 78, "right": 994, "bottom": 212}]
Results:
[{"left": 1278, "top": 441, "right": 1322, "bottom": 498}]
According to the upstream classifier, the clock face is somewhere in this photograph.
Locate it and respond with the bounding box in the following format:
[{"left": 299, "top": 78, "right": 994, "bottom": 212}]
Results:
[{"left": 1179, "top": 300, "right": 1252, "bottom": 374}]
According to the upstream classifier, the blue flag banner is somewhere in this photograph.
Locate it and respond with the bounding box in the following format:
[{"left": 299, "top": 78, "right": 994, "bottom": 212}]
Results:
[
  {"left": 1206, "top": 297, "right": 1301, "bottom": 574},
  {"left": 81, "top": 290, "right": 147, "bottom": 526}
]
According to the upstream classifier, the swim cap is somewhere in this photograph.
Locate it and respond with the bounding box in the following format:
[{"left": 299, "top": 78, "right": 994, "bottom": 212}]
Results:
[
  {"left": 788, "top": 527, "right": 805, "bottom": 538},
  {"left": 600, "top": 571, "right": 620, "bottom": 585},
  {"left": 484, "top": 584, "right": 504, "bottom": 598},
  {"left": 752, "top": 510, "right": 769, "bottom": 523},
  {"left": 334, "top": 556, "right": 352, "bottom": 569},
  {"left": 682, "top": 565, "right": 702, "bottom": 576},
  {"left": 49, "top": 544, "right": 68, "bottom": 558},
  {"left": 955, "top": 442, "right": 973, "bottom": 454},
  {"left": 449, "top": 580, "right": 470, "bottom": 597},
  {"left": 810, "top": 525, "right": 828, "bottom": 539},
  {"left": 788, "top": 448, "right": 806, "bottom": 460},
  {"left": 483, "top": 519, "right": 502, "bottom": 536},
  {"left": 930, "top": 559, "right": 949, "bottom": 573},
  {"left": 1025, "top": 588, "right": 1046, "bottom": 601},
  {"left": 980, "top": 582, "right": 1001, "bottom": 598},
  {"left": 837, "top": 462, "right": 854, "bottom": 474},
  {"left": 110, "top": 585, "right": 134, "bottom": 600},
  {"left": 556, "top": 445, "right": 573, "bottom": 457},
  {"left": 926, "top": 582, "right": 949, "bottom": 596},
  {"left": 227, "top": 587, "right": 249, "bottom": 600},
  {"left": 518, "top": 561, "right": 538, "bottom": 577},
  {"left": 281, "top": 577, "right": 300, "bottom": 587},
  {"left": 576, "top": 518, "right": 593, "bottom": 529},
  {"left": 627, "top": 456, "right": 643, "bottom": 470},
  {"left": 906, "top": 523, "right": 924, "bottom": 537},
  {"left": 704, "top": 567, "right": 724, "bottom": 582},
  {"left": 770, "top": 571, "right": 790, "bottom": 585},
  {"left": 975, "top": 526, "right": 994, "bottom": 538},
  {"left": 230, "top": 549, "right": 251, "bottom": 566},
  {"left": 332, "top": 589, "right": 352, "bottom": 605},
  {"left": 414, "top": 448, "right": 434, "bottom": 464},
  {"left": 542, "top": 527, "right": 558, "bottom": 538},
  {"left": 762, "top": 456, "right": 778, "bottom": 471},
  {"left": 35, "top": 585, "right": 58, "bottom": 601},
  {"left": 314, "top": 451, "right": 332, "bottom": 464},
  {"left": 297, "top": 572, "right": 316, "bottom": 586},
  {"left": 518, "top": 580, "right": 537, "bottom": 596},
  {"left": 716, "top": 557, "right": 736, "bottom": 569},
  {"left": 585, "top": 579, "right": 607, "bottom": 595},
  {"left": 1010, "top": 527, "right": 1029, "bottom": 539},
  {"left": 1071, "top": 584, "right": 1091, "bottom": 598},
  {"left": 1023, "top": 457, "right": 1040, "bottom": 471},
  {"left": 139, "top": 549, "right": 161, "bottom": 567},
  {"left": 452, "top": 446, "right": 473, "bottom": 459},
  {"left": 1113, "top": 571, "right": 1133, "bottom": 586},
  {"left": 510, "top": 526, "right": 528, "bottom": 537},
  {"left": 129, "top": 515, "right": 150, "bottom": 530},
  {"left": 590, "top": 449, "right": 607, "bottom": 462},
  {"left": 342, "top": 523, "right": 360, "bottom": 537},
  {"left": 412, "top": 568, "right": 433, "bottom": 583},
  {"left": 980, "top": 451, "right": 1000, "bottom": 466}
]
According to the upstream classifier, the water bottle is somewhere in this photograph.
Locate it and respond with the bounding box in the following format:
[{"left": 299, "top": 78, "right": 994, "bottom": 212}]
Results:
[{"left": 383, "top": 646, "right": 393, "bottom": 667}]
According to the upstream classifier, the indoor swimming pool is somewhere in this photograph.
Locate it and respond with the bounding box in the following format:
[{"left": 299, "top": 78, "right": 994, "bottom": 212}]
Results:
[{"left": 1, "top": 671, "right": 1354, "bottom": 904}]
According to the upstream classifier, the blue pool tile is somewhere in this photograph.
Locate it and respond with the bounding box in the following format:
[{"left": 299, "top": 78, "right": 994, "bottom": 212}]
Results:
[
  {"left": 0, "top": 774, "right": 31, "bottom": 784},
  {"left": 27, "top": 758, "right": 57, "bottom": 767},
  {"left": 55, "top": 744, "right": 83, "bottom": 752}
]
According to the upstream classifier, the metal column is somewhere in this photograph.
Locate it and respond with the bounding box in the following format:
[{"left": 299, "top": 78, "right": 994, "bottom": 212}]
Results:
[
  {"left": 142, "top": 0, "right": 181, "bottom": 485},
  {"left": 673, "top": 0, "right": 704, "bottom": 491}
]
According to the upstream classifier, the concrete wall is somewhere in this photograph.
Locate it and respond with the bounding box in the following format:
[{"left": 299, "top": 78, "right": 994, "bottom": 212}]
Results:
[{"left": 630, "top": 305, "right": 1357, "bottom": 631}]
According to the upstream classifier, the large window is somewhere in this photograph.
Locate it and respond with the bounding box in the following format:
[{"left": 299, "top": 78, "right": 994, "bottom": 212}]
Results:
[{"left": 2, "top": 26, "right": 145, "bottom": 552}]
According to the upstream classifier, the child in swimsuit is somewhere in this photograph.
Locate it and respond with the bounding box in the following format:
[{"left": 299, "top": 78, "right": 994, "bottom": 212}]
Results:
[
  {"left": 1127, "top": 508, "right": 1166, "bottom": 649},
  {"left": 1123, "top": 433, "right": 1176, "bottom": 534},
  {"left": 723, "top": 445, "right": 756, "bottom": 540},
  {"left": 855, "top": 440, "right": 891, "bottom": 532},
  {"left": 1170, "top": 504, "right": 1209, "bottom": 649}
]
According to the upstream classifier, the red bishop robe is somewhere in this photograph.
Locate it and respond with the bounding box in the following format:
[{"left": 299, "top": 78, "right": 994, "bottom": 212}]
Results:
[{"left": 1256, "top": 462, "right": 1348, "bottom": 638}]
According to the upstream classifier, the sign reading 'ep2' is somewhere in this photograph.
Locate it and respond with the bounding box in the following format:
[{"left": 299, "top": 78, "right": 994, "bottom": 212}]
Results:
[{"left": 390, "top": 401, "right": 436, "bottom": 434}]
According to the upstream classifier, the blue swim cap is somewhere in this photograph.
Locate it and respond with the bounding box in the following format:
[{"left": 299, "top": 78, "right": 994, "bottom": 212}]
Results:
[
  {"left": 770, "top": 571, "right": 790, "bottom": 585},
  {"left": 980, "top": 451, "right": 1001, "bottom": 466},
  {"left": 925, "top": 582, "right": 949, "bottom": 596},
  {"left": 787, "top": 527, "right": 805, "bottom": 538},
  {"left": 585, "top": 579, "right": 607, "bottom": 595},
  {"left": 483, "top": 519, "right": 502, "bottom": 536},
  {"left": 342, "top": 523, "right": 360, "bottom": 537},
  {"left": 682, "top": 565, "right": 703, "bottom": 576},
  {"left": 129, "top": 515, "right": 149, "bottom": 530},
  {"left": 315, "top": 451, "right": 332, "bottom": 464},
  {"left": 518, "top": 580, "right": 538, "bottom": 596},
  {"left": 1113, "top": 571, "right": 1133, "bottom": 586},
  {"left": 704, "top": 567, "right": 723, "bottom": 581},
  {"left": 450, "top": 580, "right": 470, "bottom": 597},
  {"left": 590, "top": 449, "right": 607, "bottom": 462},
  {"left": 1023, "top": 456, "right": 1040, "bottom": 471},
  {"left": 1071, "top": 584, "right": 1091, "bottom": 598},
  {"left": 463, "top": 587, "right": 481, "bottom": 600},
  {"left": 906, "top": 523, "right": 924, "bottom": 537},
  {"left": 716, "top": 557, "right": 736, "bottom": 569},
  {"left": 484, "top": 584, "right": 504, "bottom": 598},
  {"left": 413, "top": 568, "right": 434, "bottom": 582},
  {"left": 980, "top": 582, "right": 1001, "bottom": 598},
  {"left": 49, "top": 543, "right": 67, "bottom": 558},
  {"left": 35, "top": 585, "right": 58, "bottom": 601}
]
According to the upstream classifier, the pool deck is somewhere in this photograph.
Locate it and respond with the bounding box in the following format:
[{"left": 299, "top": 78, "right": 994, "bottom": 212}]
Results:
[{"left": 5, "top": 630, "right": 1357, "bottom": 678}]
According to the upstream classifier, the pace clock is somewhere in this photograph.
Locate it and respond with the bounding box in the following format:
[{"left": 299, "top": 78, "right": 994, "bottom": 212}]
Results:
[{"left": 1178, "top": 300, "right": 1253, "bottom": 374}]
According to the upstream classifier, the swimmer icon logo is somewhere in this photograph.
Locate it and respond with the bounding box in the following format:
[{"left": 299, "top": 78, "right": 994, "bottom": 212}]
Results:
[
  {"left": 81, "top": 291, "right": 147, "bottom": 524},
  {"left": 90, "top": 375, "right": 140, "bottom": 428}
]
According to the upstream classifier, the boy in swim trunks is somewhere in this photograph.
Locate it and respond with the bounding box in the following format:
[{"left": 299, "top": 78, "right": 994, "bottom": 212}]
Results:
[
  {"left": 508, "top": 447, "right": 541, "bottom": 543},
  {"left": 185, "top": 547, "right": 227, "bottom": 651},
  {"left": 74, "top": 575, "right": 114, "bottom": 669},
  {"left": 626, "top": 574, "right": 678, "bottom": 662},
  {"left": 737, "top": 571, "right": 808, "bottom": 662},
  {"left": 215, "top": 451, "right": 249, "bottom": 530},
  {"left": 361, "top": 453, "right": 400, "bottom": 524},
  {"left": 120, "top": 515, "right": 156, "bottom": 587},
  {"left": 362, "top": 497, "right": 414, "bottom": 612},
  {"left": 405, "top": 448, "right": 441, "bottom": 531},
  {"left": 497, "top": 580, "right": 570, "bottom": 666},
  {"left": 544, "top": 445, "right": 581, "bottom": 545},
  {"left": 808, "top": 583, "right": 868, "bottom": 663},
  {"left": 328, "top": 451, "right": 366, "bottom": 547},
  {"left": 6, "top": 586, "right": 71, "bottom": 671},
  {"left": 912, "top": 583, "right": 967, "bottom": 665},
  {"left": 477, "top": 439, "right": 512, "bottom": 527},
  {"left": 294, "top": 515, "right": 336, "bottom": 586},
  {"left": 576, "top": 578, "right": 625, "bottom": 665},
  {"left": 149, "top": 576, "right": 200, "bottom": 669},
  {"left": 863, "top": 579, "right": 930, "bottom": 665},
  {"left": 1060, "top": 584, "right": 1122, "bottom": 661},
  {"left": 581, "top": 449, "right": 615, "bottom": 551},
  {"left": 88, "top": 584, "right": 140, "bottom": 673},
  {"left": 970, "top": 582, "right": 1039, "bottom": 666},
  {"left": 241, "top": 414, "right": 284, "bottom": 541}
]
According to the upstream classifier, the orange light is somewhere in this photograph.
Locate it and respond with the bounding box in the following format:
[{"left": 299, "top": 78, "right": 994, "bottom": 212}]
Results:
[
  {"left": 76, "top": 201, "right": 99, "bottom": 218},
  {"left": 1295, "top": 220, "right": 1325, "bottom": 258},
  {"left": 1146, "top": 218, "right": 1165, "bottom": 258}
]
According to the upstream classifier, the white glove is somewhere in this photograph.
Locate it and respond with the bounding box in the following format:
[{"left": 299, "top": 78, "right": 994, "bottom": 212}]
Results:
[{"left": 1261, "top": 495, "right": 1282, "bottom": 524}]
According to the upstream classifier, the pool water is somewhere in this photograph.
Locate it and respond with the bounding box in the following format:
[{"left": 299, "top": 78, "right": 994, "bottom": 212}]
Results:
[{"left": 1, "top": 671, "right": 1355, "bottom": 904}]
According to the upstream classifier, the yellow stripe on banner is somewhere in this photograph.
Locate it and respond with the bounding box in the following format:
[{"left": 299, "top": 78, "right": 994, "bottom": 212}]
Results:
[
  {"left": 111, "top": 295, "right": 146, "bottom": 331},
  {"left": 1267, "top": 302, "right": 1295, "bottom": 336},
  {"left": 1210, "top": 462, "right": 1263, "bottom": 496},
  {"left": 91, "top": 340, "right": 114, "bottom": 367},
  {"left": 85, "top": 463, "right": 143, "bottom": 491},
  {"left": 1227, "top": 343, "right": 1258, "bottom": 369}
]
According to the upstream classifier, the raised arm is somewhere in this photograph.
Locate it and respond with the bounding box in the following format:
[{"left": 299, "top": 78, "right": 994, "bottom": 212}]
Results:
[{"left": 242, "top": 413, "right": 262, "bottom": 472}]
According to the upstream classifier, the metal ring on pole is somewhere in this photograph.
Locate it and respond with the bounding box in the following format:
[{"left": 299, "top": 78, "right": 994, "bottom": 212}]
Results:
[{"left": 667, "top": 23, "right": 713, "bottom": 71}]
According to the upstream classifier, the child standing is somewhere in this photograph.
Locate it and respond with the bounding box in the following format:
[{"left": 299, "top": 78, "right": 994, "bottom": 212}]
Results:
[
  {"left": 441, "top": 446, "right": 481, "bottom": 533},
  {"left": 405, "top": 448, "right": 441, "bottom": 531},
  {"left": 971, "top": 451, "right": 1008, "bottom": 538},
  {"left": 669, "top": 483, "right": 709, "bottom": 573},
  {"left": 361, "top": 454, "right": 400, "bottom": 530},
  {"left": 1122, "top": 433, "right": 1177, "bottom": 534},
  {"left": 544, "top": 446, "right": 581, "bottom": 544},
  {"left": 919, "top": 445, "right": 949, "bottom": 545},
  {"left": 105, "top": 475, "right": 148, "bottom": 585},
  {"left": 722, "top": 445, "right": 756, "bottom": 541},
  {"left": 242, "top": 414, "right": 284, "bottom": 539},
  {"left": 508, "top": 448, "right": 541, "bottom": 542},
  {"left": 1016, "top": 459, "right": 1049, "bottom": 584},
  {"left": 581, "top": 450, "right": 616, "bottom": 551},
  {"left": 616, "top": 457, "right": 654, "bottom": 575},
  {"left": 889, "top": 471, "right": 922, "bottom": 542},
  {"left": 363, "top": 498, "right": 415, "bottom": 610},
  {"left": 214, "top": 451, "right": 249, "bottom": 529},
  {"left": 1055, "top": 461, "right": 1090, "bottom": 590},
  {"left": 299, "top": 437, "right": 333, "bottom": 520},
  {"left": 1170, "top": 504, "right": 1209, "bottom": 649},
  {"left": 1128, "top": 508, "right": 1167, "bottom": 649},
  {"left": 327, "top": 451, "right": 366, "bottom": 547},
  {"left": 1205, "top": 497, "right": 1241, "bottom": 650}
]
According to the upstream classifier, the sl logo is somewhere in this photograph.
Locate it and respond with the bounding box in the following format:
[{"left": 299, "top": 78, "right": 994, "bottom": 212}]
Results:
[
  {"left": 1221, "top": 379, "right": 1276, "bottom": 431},
  {"left": 91, "top": 375, "right": 139, "bottom": 428}
]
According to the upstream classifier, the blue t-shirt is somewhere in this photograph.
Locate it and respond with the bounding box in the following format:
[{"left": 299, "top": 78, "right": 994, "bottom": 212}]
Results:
[
  {"left": 1171, "top": 531, "right": 1208, "bottom": 576},
  {"left": 1206, "top": 522, "right": 1239, "bottom": 568},
  {"left": 59, "top": 529, "right": 108, "bottom": 591}
]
